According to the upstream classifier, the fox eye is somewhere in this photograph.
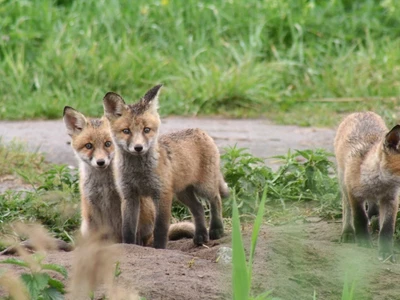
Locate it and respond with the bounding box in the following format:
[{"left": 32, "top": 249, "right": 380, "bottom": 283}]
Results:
[
  {"left": 144, "top": 127, "right": 151, "bottom": 134},
  {"left": 122, "top": 128, "right": 131, "bottom": 135},
  {"left": 85, "top": 143, "right": 93, "bottom": 149},
  {"left": 105, "top": 141, "right": 112, "bottom": 147}
]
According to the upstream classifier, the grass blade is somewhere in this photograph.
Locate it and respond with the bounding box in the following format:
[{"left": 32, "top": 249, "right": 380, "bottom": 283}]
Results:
[
  {"left": 232, "top": 194, "right": 249, "bottom": 300},
  {"left": 247, "top": 185, "right": 267, "bottom": 288}
]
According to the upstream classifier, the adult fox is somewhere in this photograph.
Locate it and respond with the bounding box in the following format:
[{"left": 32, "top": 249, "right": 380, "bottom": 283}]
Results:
[
  {"left": 335, "top": 111, "right": 400, "bottom": 261},
  {"left": 103, "top": 85, "right": 229, "bottom": 249}
]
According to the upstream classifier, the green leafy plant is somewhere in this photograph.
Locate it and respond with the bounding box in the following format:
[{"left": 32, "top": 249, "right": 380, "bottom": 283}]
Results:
[
  {"left": 38, "top": 165, "right": 79, "bottom": 195},
  {"left": 0, "top": 164, "right": 80, "bottom": 244},
  {"left": 0, "top": 254, "right": 67, "bottom": 300},
  {"left": 222, "top": 146, "right": 340, "bottom": 218}
]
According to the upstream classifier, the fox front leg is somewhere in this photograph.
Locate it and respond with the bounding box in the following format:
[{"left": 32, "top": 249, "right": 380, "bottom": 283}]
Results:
[
  {"left": 153, "top": 190, "right": 172, "bottom": 249},
  {"left": 121, "top": 189, "right": 141, "bottom": 244}
]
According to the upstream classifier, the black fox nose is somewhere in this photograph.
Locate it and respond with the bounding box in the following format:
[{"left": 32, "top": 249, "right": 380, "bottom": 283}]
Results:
[
  {"left": 134, "top": 145, "right": 143, "bottom": 152},
  {"left": 97, "top": 160, "right": 105, "bottom": 166}
]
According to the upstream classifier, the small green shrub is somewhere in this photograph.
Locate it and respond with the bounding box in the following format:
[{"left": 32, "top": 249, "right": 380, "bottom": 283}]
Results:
[
  {"left": 221, "top": 146, "right": 340, "bottom": 218},
  {"left": 0, "top": 165, "right": 80, "bottom": 243},
  {"left": 0, "top": 254, "right": 67, "bottom": 300}
]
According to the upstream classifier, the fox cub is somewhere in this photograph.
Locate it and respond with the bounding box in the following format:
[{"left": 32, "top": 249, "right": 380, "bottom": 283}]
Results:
[
  {"left": 103, "top": 85, "right": 229, "bottom": 249},
  {"left": 63, "top": 106, "right": 156, "bottom": 245},
  {"left": 335, "top": 111, "right": 400, "bottom": 260}
]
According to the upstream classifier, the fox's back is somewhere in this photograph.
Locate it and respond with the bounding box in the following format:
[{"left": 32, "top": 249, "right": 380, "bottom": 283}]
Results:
[
  {"left": 159, "top": 128, "right": 221, "bottom": 190},
  {"left": 334, "top": 112, "right": 387, "bottom": 169}
]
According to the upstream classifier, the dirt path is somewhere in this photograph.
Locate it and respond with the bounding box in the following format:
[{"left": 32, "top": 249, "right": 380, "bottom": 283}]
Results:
[{"left": 0, "top": 117, "right": 335, "bottom": 168}]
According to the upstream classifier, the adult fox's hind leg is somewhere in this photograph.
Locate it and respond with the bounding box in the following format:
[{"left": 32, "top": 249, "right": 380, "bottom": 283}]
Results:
[{"left": 176, "top": 186, "right": 209, "bottom": 245}]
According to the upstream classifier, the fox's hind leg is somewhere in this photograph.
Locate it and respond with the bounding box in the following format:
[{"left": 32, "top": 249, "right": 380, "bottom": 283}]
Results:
[
  {"left": 349, "top": 192, "right": 371, "bottom": 247},
  {"left": 194, "top": 183, "right": 225, "bottom": 240},
  {"left": 377, "top": 196, "right": 398, "bottom": 262},
  {"left": 176, "top": 186, "right": 209, "bottom": 245}
]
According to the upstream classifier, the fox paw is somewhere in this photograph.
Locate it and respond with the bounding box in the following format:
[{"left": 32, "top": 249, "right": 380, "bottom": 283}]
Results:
[
  {"left": 378, "top": 251, "right": 396, "bottom": 263},
  {"left": 341, "top": 232, "right": 355, "bottom": 243},
  {"left": 209, "top": 228, "right": 224, "bottom": 240},
  {"left": 193, "top": 231, "right": 209, "bottom": 245},
  {"left": 357, "top": 237, "right": 372, "bottom": 248}
]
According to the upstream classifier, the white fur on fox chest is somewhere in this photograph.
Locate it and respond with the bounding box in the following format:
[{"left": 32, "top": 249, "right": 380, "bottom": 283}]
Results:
[{"left": 80, "top": 163, "right": 121, "bottom": 230}]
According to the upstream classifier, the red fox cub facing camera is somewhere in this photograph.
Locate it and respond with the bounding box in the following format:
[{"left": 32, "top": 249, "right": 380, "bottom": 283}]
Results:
[
  {"left": 103, "top": 85, "right": 229, "bottom": 249},
  {"left": 335, "top": 111, "right": 400, "bottom": 261},
  {"left": 63, "top": 106, "right": 156, "bottom": 244}
]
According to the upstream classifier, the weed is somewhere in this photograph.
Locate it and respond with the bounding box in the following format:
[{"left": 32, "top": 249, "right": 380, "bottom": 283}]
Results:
[
  {"left": 0, "top": 140, "right": 47, "bottom": 182},
  {"left": 231, "top": 185, "right": 272, "bottom": 300},
  {"left": 221, "top": 146, "right": 340, "bottom": 219},
  {"left": 0, "top": 165, "right": 80, "bottom": 244},
  {"left": 341, "top": 277, "right": 356, "bottom": 300},
  {"left": 0, "top": 248, "right": 68, "bottom": 300},
  {"left": 37, "top": 165, "right": 79, "bottom": 195}
]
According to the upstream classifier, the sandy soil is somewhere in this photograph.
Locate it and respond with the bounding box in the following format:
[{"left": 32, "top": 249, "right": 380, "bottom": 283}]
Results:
[{"left": 2, "top": 221, "right": 400, "bottom": 300}]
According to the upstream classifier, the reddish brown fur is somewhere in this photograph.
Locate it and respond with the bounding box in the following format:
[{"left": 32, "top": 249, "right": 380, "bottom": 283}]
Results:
[
  {"left": 335, "top": 111, "right": 400, "bottom": 261},
  {"left": 103, "top": 86, "right": 228, "bottom": 248}
]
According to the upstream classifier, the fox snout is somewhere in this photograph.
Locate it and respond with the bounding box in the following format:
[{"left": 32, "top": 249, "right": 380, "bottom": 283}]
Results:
[
  {"left": 134, "top": 144, "right": 143, "bottom": 152},
  {"left": 91, "top": 156, "right": 111, "bottom": 169},
  {"left": 96, "top": 159, "right": 106, "bottom": 167},
  {"left": 128, "top": 143, "right": 147, "bottom": 155}
]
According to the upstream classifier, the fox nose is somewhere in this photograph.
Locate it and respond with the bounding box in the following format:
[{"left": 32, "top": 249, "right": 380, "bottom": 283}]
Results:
[
  {"left": 134, "top": 145, "right": 143, "bottom": 152},
  {"left": 97, "top": 159, "right": 105, "bottom": 166}
]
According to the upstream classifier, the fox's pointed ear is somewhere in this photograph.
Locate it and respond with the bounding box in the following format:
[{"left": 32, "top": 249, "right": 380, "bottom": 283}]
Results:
[
  {"left": 103, "top": 92, "right": 127, "bottom": 119},
  {"left": 385, "top": 125, "right": 400, "bottom": 152},
  {"left": 63, "top": 106, "right": 88, "bottom": 136},
  {"left": 141, "top": 84, "right": 162, "bottom": 114}
]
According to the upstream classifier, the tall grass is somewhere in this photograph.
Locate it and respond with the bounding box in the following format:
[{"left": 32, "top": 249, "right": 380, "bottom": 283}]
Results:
[
  {"left": 1, "top": 0, "right": 400, "bottom": 125},
  {"left": 232, "top": 186, "right": 271, "bottom": 300}
]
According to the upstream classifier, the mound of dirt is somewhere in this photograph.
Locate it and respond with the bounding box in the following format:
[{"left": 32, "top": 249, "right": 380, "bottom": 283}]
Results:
[{"left": 2, "top": 221, "right": 400, "bottom": 300}]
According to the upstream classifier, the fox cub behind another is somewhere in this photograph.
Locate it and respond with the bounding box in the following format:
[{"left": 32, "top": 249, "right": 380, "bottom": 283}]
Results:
[
  {"left": 63, "top": 106, "right": 155, "bottom": 244},
  {"left": 103, "top": 85, "right": 229, "bottom": 249},
  {"left": 335, "top": 111, "right": 400, "bottom": 261}
]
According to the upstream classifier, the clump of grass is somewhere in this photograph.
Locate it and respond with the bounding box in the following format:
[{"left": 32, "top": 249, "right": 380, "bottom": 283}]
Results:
[
  {"left": 1, "top": 1, "right": 400, "bottom": 125},
  {"left": 0, "top": 165, "right": 80, "bottom": 244},
  {"left": 231, "top": 186, "right": 273, "bottom": 300},
  {"left": 221, "top": 146, "right": 340, "bottom": 219},
  {"left": 0, "top": 140, "right": 48, "bottom": 182},
  {"left": 0, "top": 140, "right": 80, "bottom": 244}
]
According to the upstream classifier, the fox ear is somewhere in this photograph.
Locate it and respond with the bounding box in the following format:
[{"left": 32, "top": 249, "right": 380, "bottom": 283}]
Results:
[
  {"left": 103, "top": 92, "right": 127, "bottom": 119},
  {"left": 141, "top": 84, "right": 162, "bottom": 114},
  {"left": 385, "top": 125, "right": 400, "bottom": 151},
  {"left": 63, "top": 106, "right": 88, "bottom": 136}
]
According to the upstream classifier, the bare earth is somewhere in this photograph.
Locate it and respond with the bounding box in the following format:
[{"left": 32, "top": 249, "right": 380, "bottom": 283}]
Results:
[{"left": 1, "top": 118, "right": 400, "bottom": 299}]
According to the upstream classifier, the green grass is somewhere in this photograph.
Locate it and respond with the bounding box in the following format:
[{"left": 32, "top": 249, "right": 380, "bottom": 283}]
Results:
[
  {"left": 1, "top": 0, "right": 400, "bottom": 125},
  {"left": 0, "top": 139, "right": 48, "bottom": 180},
  {"left": 231, "top": 185, "right": 358, "bottom": 300},
  {"left": 0, "top": 141, "right": 80, "bottom": 244},
  {"left": 0, "top": 165, "right": 80, "bottom": 244}
]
